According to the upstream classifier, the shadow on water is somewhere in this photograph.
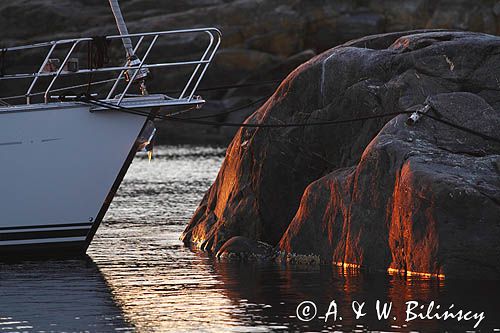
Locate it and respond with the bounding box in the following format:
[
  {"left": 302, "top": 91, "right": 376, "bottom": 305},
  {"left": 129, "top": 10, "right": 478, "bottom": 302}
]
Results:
[
  {"left": 0, "top": 256, "right": 132, "bottom": 332},
  {"left": 211, "top": 260, "right": 500, "bottom": 332}
]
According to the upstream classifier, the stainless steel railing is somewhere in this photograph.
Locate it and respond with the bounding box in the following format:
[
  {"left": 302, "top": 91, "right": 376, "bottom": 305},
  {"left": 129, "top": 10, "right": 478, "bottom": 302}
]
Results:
[{"left": 0, "top": 27, "right": 221, "bottom": 106}]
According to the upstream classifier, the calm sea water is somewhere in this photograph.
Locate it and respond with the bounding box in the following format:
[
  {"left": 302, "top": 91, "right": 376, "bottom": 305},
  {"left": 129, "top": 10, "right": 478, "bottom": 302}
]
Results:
[{"left": 1, "top": 145, "right": 499, "bottom": 332}]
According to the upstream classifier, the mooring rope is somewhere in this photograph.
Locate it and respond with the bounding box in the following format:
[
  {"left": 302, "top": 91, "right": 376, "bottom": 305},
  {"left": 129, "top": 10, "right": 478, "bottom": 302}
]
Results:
[
  {"left": 186, "top": 95, "right": 270, "bottom": 120},
  {"left": 0, "top": 48, "right": 6, "bottom": 77},
  {"left": 87, "top": 37, "right": 111, "bottom": 95},
  {"left": 80, "top": 95, "right": 412, "bottom": 127},
  {"left": 76, "top": 94, "right": 500, "bottom": 144}
]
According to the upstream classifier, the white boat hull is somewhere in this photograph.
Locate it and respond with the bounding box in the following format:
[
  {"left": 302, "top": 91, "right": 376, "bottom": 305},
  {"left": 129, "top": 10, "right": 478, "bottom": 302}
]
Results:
[{"left": 0, "top": 102, "right": 150, "bottom": 257}]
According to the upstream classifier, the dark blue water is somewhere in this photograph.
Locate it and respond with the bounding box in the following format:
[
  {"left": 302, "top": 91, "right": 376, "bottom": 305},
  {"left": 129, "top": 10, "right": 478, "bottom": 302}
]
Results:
[{"left": 1, "top": 146, "right": 499, "bottom": 332}]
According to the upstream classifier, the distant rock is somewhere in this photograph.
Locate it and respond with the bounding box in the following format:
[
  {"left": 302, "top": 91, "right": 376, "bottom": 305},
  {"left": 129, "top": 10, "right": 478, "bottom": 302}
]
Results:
[{"left": 182, "top": 30, "right": 500, "bottom": 279}]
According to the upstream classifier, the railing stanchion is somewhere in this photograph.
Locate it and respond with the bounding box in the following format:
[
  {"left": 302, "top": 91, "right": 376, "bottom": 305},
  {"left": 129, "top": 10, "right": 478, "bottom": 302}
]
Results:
[
  {"left": 107, "top": 35, "right": 145, "bottom": 100},
  {"left": 26, "top": 42, "right": 58, "bottom": 104},
  {"left": 179, "top": 31, "right": 214, "bottom": 100},
  {"left": 117, "top": 34, "right": 159, "bottom": 105},
  {"left": 44, "top": 40, "right": 82, "bottom": 103},
  {"left": 187, "top": 31, "right": 221, "bottom": 101}
]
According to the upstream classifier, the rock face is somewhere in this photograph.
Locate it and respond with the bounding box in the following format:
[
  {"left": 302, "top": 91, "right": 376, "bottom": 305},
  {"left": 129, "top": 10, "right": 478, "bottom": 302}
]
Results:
[
  {"left": 182, "top": 30, "right": 500, "bottom": 279},
  {"left": 280, "top": 93, "right": 500, "bottom": 279}
]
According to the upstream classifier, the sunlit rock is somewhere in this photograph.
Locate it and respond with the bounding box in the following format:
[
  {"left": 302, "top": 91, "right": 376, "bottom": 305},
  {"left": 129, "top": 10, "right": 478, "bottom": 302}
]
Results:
[
  {"left": 280, "top": 92, "right": 500, "bottom": 279},
  {"left": 183, "top": 30, "right": 500, "bottom": 279}
]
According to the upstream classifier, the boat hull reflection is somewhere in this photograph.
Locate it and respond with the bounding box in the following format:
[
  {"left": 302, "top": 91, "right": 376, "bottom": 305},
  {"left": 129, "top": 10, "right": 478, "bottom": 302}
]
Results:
[{"left": 0, "top": 256, "right": 132, "bottom": 332}]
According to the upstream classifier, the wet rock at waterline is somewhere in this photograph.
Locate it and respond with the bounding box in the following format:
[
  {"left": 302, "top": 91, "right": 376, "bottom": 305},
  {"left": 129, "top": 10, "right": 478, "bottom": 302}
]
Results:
[
  {"left": 182, "top": 30, "right": 500, "bottom": 279},
  {"left": 216, "top": 236, "right": 274, "bottom": 260}
]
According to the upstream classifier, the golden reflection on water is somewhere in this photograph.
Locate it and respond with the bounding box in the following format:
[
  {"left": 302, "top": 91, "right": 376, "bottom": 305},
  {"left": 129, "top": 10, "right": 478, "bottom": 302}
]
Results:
[
  {"left": 88, "top": 146, "right": 243, "bottom": 332},
  {"left": 92, "top": 246, "right": 241, "bottom": 332}
]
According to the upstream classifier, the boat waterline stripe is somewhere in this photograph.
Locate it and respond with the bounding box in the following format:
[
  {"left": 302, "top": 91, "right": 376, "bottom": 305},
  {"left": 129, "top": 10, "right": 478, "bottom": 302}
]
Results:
[
  {"left": 0, "top": 237, "right": 87, "bottom": 246},
  {"left": 0, "top": 229, "right": 89, "bottom": 241},
  {"left": 0, "top": 141, "right": 22, "bottom": 146},
  {"left": 0, "top": 226, "right": 91, "bottom": 234},
  {"left": 0, "top": 222, "right": 93, "bottom": 231},
  {"left": 40, "top": 138, "right": 62, "bottom": 143}
]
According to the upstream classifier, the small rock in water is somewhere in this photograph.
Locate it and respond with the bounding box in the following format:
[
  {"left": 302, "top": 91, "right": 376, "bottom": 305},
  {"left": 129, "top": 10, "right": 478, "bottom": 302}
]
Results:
[{"left": 216, "top": 236, "right": 275, "bottom": 261}]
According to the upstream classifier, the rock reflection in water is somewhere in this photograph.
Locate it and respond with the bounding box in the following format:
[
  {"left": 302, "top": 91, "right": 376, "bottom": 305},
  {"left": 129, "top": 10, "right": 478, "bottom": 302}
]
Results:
[{"left": 212, "top": 261, "right": 499, "bottom": 332}]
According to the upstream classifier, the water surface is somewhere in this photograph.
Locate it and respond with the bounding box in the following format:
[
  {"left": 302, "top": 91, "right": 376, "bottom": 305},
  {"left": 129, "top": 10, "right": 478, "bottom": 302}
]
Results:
[{"left": 1, "top": 146, "right": 499, "bottom": 332}]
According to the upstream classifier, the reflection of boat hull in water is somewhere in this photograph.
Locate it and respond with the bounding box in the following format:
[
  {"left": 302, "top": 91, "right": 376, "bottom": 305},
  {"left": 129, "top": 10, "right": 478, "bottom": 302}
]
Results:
[
  {"left": 0, "top": 256, "right": 130, "bottom": 330},
  {"left": 0, "top": 101, "right": 152, "bottom": 256}
]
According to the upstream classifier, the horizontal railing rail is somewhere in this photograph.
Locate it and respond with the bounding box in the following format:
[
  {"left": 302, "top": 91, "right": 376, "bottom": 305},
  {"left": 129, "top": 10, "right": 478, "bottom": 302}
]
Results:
[{"left": 0, "top": 27, "right": 221, "bottom": 106}]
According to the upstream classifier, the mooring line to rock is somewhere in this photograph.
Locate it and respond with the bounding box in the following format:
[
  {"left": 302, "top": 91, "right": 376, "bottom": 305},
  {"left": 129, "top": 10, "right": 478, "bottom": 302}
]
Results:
[
  {"left": 185, "top": 95, "right": 270, "bottom": 120},
  {"left": 407, "top": 103, "right": 500, "bottom": 144},
  {"left": 77, "top": 95, "right": 500, "bottom": 144},
  {"left": 168, "top": 79, "right": 282, "bottom": 94},
  {"left": 421, "top": 113, "right": 500, "bottom": 144},
  {"left": 80, "top": 95, "right": 411, "bottom": 127}
]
